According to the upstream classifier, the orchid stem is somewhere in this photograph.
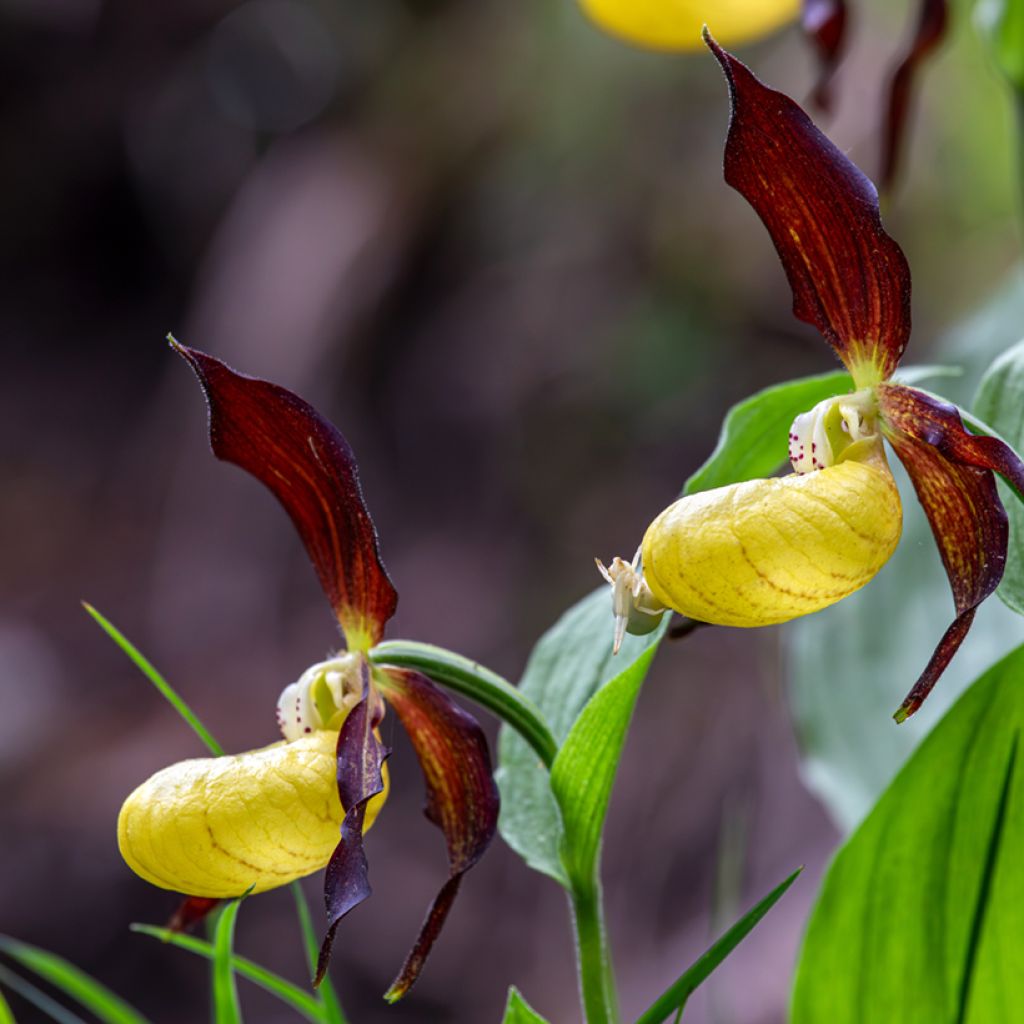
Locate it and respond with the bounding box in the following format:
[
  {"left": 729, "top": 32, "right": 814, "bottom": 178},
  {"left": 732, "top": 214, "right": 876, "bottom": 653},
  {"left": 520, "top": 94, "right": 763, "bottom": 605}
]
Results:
[{"left": 570, "top": 879, "right": 620, "bottom": 1024}]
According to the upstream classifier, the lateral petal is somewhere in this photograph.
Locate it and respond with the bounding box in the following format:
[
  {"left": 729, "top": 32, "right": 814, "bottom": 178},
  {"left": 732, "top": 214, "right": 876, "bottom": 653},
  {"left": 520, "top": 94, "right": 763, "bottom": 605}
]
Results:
[
  {"left": 173, "top": 342, "right": 397, "bottom": 651},
  {"left": 375, "top": 666, "right": 499, "bottom": 1002},
  {"left": 705, "top": 33, "right": 912, "bottom": 388}
]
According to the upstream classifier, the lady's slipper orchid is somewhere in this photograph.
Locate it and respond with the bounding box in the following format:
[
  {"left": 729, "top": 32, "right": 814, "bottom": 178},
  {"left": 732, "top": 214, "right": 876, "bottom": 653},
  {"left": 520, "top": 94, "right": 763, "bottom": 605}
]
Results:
[
  {"left": 600, "top": 34, "right": 1024, "bottom": 724},
  {"left": 577, "top": 0, "right": 798, "bottom": 52},
  {"left": 117, "top": 343, "right": 499, "bottom": 1000}
]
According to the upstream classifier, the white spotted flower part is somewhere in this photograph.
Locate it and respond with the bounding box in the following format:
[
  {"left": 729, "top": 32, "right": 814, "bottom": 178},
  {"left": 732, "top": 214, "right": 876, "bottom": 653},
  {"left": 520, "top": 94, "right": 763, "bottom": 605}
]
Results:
[
  {"left": 788, "top": 391, "right": 878, "bottom": 475},
  {"left": 276, "top": 653, "right": 365, "bottom": 742}
]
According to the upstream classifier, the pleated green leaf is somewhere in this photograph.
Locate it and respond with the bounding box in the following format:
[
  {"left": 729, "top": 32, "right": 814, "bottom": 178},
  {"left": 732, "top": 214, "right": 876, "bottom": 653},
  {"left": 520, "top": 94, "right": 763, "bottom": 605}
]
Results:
[
  {"left": 0, "top": 936, "right": 149, "bottom": 1024},
  {"left": 792, "top": 642, "right": 1024, "bottom": 1023}
]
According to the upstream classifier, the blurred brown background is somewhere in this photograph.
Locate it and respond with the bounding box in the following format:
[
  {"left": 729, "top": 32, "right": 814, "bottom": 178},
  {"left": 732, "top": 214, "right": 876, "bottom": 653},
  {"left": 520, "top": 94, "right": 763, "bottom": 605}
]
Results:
[{"left": 1, "top": 0, "right": 1018, "bottom": 1021}]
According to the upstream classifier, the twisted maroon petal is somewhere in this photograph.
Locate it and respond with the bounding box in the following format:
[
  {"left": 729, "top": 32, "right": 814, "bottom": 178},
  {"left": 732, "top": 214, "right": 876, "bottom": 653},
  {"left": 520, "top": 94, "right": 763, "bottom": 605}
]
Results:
[
  {"left": 174, "top": 342, "right": 398, "bottom": 651},
  {"left": 315, "top": 659, "right": 390, "bottom": 986},
  {"left": 375, "top": 667, "right": 499, "bottom": 1002},
  {"left": 878, "top": 384, "right": 1021, "bottom": 721},
  {"left": 704, "top": 32, "right": 912, "bottom": 388},
  {"left": 802, "top": 0, "right": 848, "bottom": 110},
  {"left": 167, "top": 896, "right": 221, "bottom": 932},
  {"left": 881, "top": 0, "right": 949, "bottom": 191}
]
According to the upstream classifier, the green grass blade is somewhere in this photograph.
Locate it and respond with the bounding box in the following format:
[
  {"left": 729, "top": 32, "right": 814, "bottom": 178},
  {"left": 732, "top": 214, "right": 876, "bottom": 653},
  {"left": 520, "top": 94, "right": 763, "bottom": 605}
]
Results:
[
  {"left": 290, "top": 885, "right": 344, "bottom": 1024},
  {"left": 131, "top": 926, "right": 321, "bottom": 1024},
  {"left": 212, "top": 901, "right": 243, "bottom": 1024},
  {"left": 0, "top": 985, "right": 13, "bottom": 1024},
  {"left": 0, "top": 937, "right": 149, "bottom": 1024},
  {"left": 82, "top": 602, "right": 223, "bottom": 756},
  {"left": 0, "top": 963, "right": 86, "bottom": 1024},
  {"left": 634, "top": 868, "right": 802, "bottom": 1024}
]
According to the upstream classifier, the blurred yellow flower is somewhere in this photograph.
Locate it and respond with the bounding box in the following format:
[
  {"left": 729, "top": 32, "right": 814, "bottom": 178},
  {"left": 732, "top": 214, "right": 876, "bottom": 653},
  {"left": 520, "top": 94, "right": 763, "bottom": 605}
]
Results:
[{"left": 579, "top": 0, "right": 799, "bottom": 50}]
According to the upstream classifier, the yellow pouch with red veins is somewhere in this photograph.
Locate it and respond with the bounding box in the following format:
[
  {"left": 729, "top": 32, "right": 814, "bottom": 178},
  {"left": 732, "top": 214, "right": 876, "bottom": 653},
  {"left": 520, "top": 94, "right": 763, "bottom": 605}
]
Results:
[
  {"left": 117, "top": 730, "right": 388, "bottom": 898},
  {"left": 641, "top": 455, "right": 902, "bottom": 628}
]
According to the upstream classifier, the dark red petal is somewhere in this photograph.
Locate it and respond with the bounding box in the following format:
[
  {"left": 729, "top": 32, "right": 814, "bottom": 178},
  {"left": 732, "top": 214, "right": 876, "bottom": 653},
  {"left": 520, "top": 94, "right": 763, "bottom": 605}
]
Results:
[
  {"left": 880, "top": 0, "right": 949, "bottom": 191},
  {"left": 375, "top": 667, "right": 499, "bottom": 1002},
  {"left": 704, "top": 32, "right": 912, "bottom": 388},
  {"left": 877, "top": 384, "right": 1015, "bottom": 721},
  {"left": 315, "top": 659, "right": 390, "bottom": 986},
  {"left": 802, "top": 0, "right": 848, "bottom": 110},
  {"left": 167, "top": 896, "right": 220, "bottom": 932},
  {"left": 173, "top": 342, "right": 397, "bottom": 651}
]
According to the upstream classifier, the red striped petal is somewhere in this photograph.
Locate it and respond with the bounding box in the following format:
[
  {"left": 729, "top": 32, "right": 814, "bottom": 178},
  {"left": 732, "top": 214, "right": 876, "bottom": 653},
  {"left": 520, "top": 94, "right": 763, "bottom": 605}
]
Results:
[
  {"left": 375, "top": 667, "right": 499, "bottom": 1002},
  {"left": 174, "top": 342, "right": 398, "bottom": 651},
  {"left": 877, "top": 384, "right": 1019, "bottom": 720},
  {"left": 705, "top": 33, "right": 912, "bottom": 389}
]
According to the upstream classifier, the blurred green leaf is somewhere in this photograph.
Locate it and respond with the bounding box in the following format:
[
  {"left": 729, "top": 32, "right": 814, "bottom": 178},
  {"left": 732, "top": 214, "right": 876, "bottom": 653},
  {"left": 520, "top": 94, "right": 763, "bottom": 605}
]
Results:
[
  {"left": 496, "top": 590, "right": 667, "bottom": 887},
  {"left": 975, "top": 339, "right": 1024, "bottom": 614},
  {"left": 552, "top": 645, "right": 659, "bottom": 888},
  {"left": 501, "top": 987, "right": 551, "bottom": 1023},
  {"left": 978, "top": 0, "right": 1024, "bottom": 92},
  {"left": 213, "top": 900, "right": 243, "bottom": 1024},
  {"left": 0, "top": 986, "right": 12, "bottom": 1024},
  {"left": 0, "top": 962, "right": 85, "bottom": 1024},
  {"left": 131, "top": 926, "right": 322, "bottom": 1023},
  {"left": 83, "top": 602, "right": 223, "bottom": 756},
  {"left": 0, "top": 936, "right": 148, "bottom": 1024},
  {"left": 792, "top": 642, "right": 1024, "bottom": 1023},
  {"left": 634, "top": 868, "right": 801, "bottom": 1024},
  {"left": 290, "top": 885, "right": 344, "bottom": 1024}
]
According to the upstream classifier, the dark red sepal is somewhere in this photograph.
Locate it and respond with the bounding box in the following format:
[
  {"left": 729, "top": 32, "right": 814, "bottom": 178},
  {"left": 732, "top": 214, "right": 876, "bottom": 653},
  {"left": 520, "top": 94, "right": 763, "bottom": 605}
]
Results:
[
  {"left": 880, "top": 0, "right": 949, "bottom": 191},
  {"left": 173, "top": 341, "right": 397, "bottom": 652},
  {"left": 802, "top": 0, "right": 848, "bottom": 110},
  {"left": 375, "top": 667, "right": 499, "bottom": 1002},
  {"left": 167, "top": 896, "right": 221, "bottom": 932},
  {"left": 877, "top": 383, "right": 1018, "bottom": 721},
  {"left": 704, "top": 32, "right": 912, "bottom": 389},
  {"left": 315, "top": 659, "right": 390, "bottom": 986}
]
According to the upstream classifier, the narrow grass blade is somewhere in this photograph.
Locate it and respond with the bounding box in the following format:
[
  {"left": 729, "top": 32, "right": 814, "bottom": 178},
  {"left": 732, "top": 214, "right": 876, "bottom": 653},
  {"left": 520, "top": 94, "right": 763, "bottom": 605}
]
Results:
[
  {"left": 213, "top": 900, "right": 243, "bottom": 1024},
  {"left": 0, "top": 937, "right": 148, "bottom": 1024},
  {"left": 131, "top": 926, "right": 321, "bottom": 1024},
  {"left": 82, "top": 603, "right": 223, "bottom": 756},
  {"left": 0, "top": 963, "right": 86, "bottom": 1024},
  {"left": 290, "top": 884, "right": 344, "bottom": 1024},
  {"left": 0, "top": 984, "right": 15, "bottom": 1024},
  {"left": 634, "top": 868, "right": 802, "bottom": 1024}
]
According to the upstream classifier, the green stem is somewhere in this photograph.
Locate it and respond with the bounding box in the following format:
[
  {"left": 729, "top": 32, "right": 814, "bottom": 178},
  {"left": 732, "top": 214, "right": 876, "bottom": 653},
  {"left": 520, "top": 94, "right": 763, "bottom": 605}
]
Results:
[
  {"left": 369, "top": 640, "right": 558, "bottom": 768},
  {"left": 570, "top": 880, "right": 620, "bottom": 1024}
]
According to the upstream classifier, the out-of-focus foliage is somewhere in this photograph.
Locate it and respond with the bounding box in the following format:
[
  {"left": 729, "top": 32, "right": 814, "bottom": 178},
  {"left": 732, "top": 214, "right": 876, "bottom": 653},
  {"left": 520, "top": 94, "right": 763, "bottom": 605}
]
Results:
[
  {"left": 975, "top": 338, "right": 1024, "bottom": 614},
  {"left": 576, "top": 0, "right": 798, "bottom": 51},
  {"left": 978, "top": 0, "right": 1024, "bottom": 91},
  {"left": 792, "top": 642, "right": 1024, "bottom": 1024}
]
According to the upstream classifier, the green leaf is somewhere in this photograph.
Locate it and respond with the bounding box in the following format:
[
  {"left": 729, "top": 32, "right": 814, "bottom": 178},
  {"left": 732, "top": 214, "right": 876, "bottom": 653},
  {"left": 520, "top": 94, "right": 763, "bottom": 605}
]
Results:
[
  {"left": 83, "top": 602, "right": 223, "bottom": 756},
  {"left": 131, "top": 926, "right": 322, "bottom": 1023},
  {"left": 0, "top": 962, "right": 86, "bottom": 1024},
  {"left": 978, "top": 0, "right": 1024, "bottom": 92},
  {"left": 0, "top": 986, "right": 13, "bottom": 1024},
  {"left": 212, "top": 900, "right": 244, "bottom": 1024},
  {"left": 496, "top": 589, "right": 667, "bottom": 887},
  {"left": 552, "top": 646, "right": 659, "bottom": 888},
  {"left": 0, "top": 936, "right": 149, "bottom": 1024},
  {"left": 975, "top": 339, "right": 1024, "bottom": 614},
  {"left": 634, "top": 868, "right": 801, "bottom": 1024},
  {"left": 792, "top": 642, "right": 1024, "bottom": 1023},
  {"left": 369, "top": 641, "right": 557, "bottom": 767},
  {"left": 501, "top": 987, "right": 551, "bottom": 1024},
  {"left": 290, "top": 884, "right": 343, "bottom": 1024}
]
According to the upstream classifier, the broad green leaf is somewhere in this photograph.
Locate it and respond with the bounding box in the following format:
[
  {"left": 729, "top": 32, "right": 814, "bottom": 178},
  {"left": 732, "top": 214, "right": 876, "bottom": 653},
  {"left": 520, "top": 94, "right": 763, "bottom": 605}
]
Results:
[
  {"left": 83, "top": 603, "right": 223, "bottom": 756},
  {"left": 792, "top": 642, "right": 1024, "bottom": 1023},
  {"left": 501, "top": 987, "right": 551, "bottom": 1023},
  {"left": 975, "top": 338, "right": 1024, "bottom": 615},
  {"left": 290, "top": 884, "right": 344, "bottom": 1024},
  {"left": 978, "top": 0, "right": 1024, "bottom": 92},
  {"left": 131, "top": 926, "right": 321, "bottom": 1023},
  {"left": 552, "top": 645, "right": 659, "bottom": 888},
  {"left": 634, "top": 868, "right": 801, "bottom": 1024},
  {"left": 496, "top": 590, "right": 667, "bottom": 887},
  {"left": 0, "top": 963, "right": 85, "bottom": 1024},
  {"left": 0, "top": 937, "right": 148, "bottom": 1024},
  {"left": 213, "top": 900, "right": 243, "bottom": 1024}
]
